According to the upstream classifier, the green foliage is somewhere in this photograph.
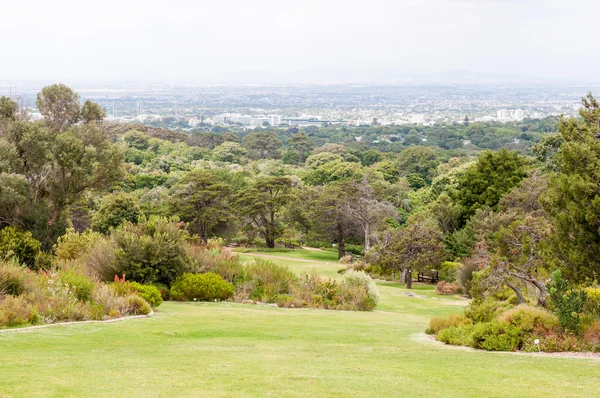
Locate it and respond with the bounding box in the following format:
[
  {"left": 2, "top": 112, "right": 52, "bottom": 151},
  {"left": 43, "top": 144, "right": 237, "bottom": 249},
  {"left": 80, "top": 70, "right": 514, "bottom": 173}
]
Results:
[
  {"left": 547, "top": 270, "right": 586, "bottom": 334},
  {"left": 541, "top": 94, "right": 600, "bottom": 281},
  {"left": 112, "top": 216, "right": 191, "bottom": 286},
  {"left": 129, "top": 282, "right": 163, "bottom": 308},
  {"left": 243, "top": 259, "right": 298, "bottom": 301},
  {"left": 212, "top": 141, "right": 247, "bottom": 163},
  {"left": 340, "top": 270, "right": 380, "bottom": 310},
  {"left": 170, "top": 272, "right": 234, "bottom": 301},
  {"left": 0, "top": 261, "right": 32, "bottom": 296},
  {"left": 242, "top": 131, "right": 283, "bottom": 160},
  {"left": 453, "top": 148, "right": 528, "bottom": 223},
  {"left": 0, "top": 227, "right": 41, "bottom": 268},
  {"left": 583, "top": 287, "right": 600, "bottom": 317},
  {"left": 92, "top": 193, "right": 141, "bottom": 234},
  {"left": 126, "top": 294, "right": 152, "bottom": 315},
  {"left": 81, "top": 100, "right": 106, "bottom": 124},
  {"left": 36, "top": 84, "right": 81, "bottom": 131},
  {"left": 53, "top": 228, "right": 102, "bottom": 262},
  {"left": 464, "top": 298, "right": 510, "bottom": 323},
  {"left": 427, "top": 314, "right": 472, "bottom": 334},
  {"left": 396, "top": 146, "right": 440, "bottom": 184},
  {"left": 58, "top": 270, "right": 95, "bottom": 302},
  {"left": 0, "top": 295, "right": 40, "bottom": 328},
  {"left": 0, "top": 96, "right": 18, "bottom": 120},
  {"left": 437, "top": 325, "right": 474, "bottom": 346},
  {"left": 438, "top": 261, "right": 462, "bottom": 282},
  {"left": 498, "top": 305, "right": 559, "bottom": 333},
  {"left": 470, "top": 321, "right": 523, "bottom": 351}
]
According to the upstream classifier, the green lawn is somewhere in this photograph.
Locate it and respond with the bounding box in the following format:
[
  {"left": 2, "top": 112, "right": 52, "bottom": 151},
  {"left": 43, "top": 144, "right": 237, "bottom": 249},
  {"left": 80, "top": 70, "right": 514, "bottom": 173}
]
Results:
[{"left": 1, "top": 250, "right": 599, "bottom": 397}]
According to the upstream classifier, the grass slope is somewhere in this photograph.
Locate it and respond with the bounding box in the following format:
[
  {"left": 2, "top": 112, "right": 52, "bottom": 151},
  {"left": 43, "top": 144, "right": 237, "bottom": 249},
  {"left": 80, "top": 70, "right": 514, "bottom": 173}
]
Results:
[{"left": 1, "top": 250, "right": 598, "bottom": 397}]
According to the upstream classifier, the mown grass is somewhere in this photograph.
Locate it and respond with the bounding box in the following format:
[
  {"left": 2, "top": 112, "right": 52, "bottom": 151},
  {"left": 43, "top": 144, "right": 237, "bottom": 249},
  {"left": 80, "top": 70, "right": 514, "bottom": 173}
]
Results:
[{"left": 0, "top": 250, "right": 598, "bottom": 397}]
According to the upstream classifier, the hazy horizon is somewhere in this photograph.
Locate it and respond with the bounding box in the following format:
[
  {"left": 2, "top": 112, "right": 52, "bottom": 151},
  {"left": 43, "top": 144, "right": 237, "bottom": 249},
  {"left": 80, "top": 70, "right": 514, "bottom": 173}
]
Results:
[{"left": 2, "top": 0, "right": 599, "bottom": 85}]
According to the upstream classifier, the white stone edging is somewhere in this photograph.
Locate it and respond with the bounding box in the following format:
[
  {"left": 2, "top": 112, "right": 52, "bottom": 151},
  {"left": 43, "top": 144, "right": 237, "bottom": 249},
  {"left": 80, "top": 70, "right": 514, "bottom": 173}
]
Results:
[{"left": 0, "top": 310, "right": 154, "bottom": 334}]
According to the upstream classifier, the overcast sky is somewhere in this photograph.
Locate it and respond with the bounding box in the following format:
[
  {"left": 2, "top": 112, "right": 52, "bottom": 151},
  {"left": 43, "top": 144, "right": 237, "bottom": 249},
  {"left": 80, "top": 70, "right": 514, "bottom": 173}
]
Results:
[{"left": 1, "top": 0, "right": 599, "bottom": 84}]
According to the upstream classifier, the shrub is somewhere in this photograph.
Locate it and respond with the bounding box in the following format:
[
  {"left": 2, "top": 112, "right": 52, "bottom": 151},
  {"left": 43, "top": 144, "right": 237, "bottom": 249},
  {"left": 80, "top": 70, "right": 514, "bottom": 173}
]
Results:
[
  {"left": 435, "top": 281, "right": 460, "bottom": 295},
  {"left": 345, "top": 244, "right": 364, "bottom": 256},
  {"left": 0, "top": 261, "right": 33, "bottom": 296},
  {"left": 58, "top": 270, "right": 95, "bottom": 302},
  {"left": 457, "top": 257, "right": 479, "bottom": 296},
  {"left": 339, "top": 270, "right": 380, "bottom": 311},
  {"left": 91, "top": 192, "right": 141, "bottom": 234},
  {"left": 170, "top": 272, "right": 234, "bottom": 301},
  {"left": 53, "top": 229, "right": 102, "bottom": 263},
  {"left": 0, "top": 295, "right": 39, "bottom": 328},
  {"left": 212, "top": 260, "right": 245, "bottom": 284},
  {"left": 0, "top": 227, "right": 41, "bottom": 269},
  {"left": 465, "top": 298, "right": 510, "bottom": 323},
  {"left": 583, "top": 320, "right": 600, "bottom": 349},
  {"left": 126, "top": 295, "right": 152, "bottom": 315},
  {"left": 427, "top": 314, "right": 472, "bottom": 334},
  {"left": 151, "top": 283, "right": 170, "bottom": 301},
  {"left": 91, "top": 284, "right": 132, "bottom": 317},
  {"left": 470, "top": 321, "right": 523, "bottom": 351},
  {"left": 548, "top": 270, "right": 586, "bottom": 334},
  {"left": 438, "top": 261, "right": 462, "bottom": 282},
  {"left": 243, "top": 259, "right": 298, "bottom": 301},
  {"left": 112, "top": 216, "right": 191, "bottom": 286},
  {"left": 84, "top": 238, "right": 118, "bottom": 281},
  {"left": 583, "top": 287, "right": 600, "bottom": 317},
  {"left": 498, "top": 305, "right": 559, "bottom": 333},
  {"left": 130, "top": 282, "right": 163, "bottom": 308},
  {"left": 437, "top": 325, "right": 473, "bottom": 346}
]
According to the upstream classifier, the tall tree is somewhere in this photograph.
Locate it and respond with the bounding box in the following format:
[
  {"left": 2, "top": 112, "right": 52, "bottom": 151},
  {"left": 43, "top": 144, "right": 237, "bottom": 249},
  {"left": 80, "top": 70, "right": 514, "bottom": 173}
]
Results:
[
  {"left": 81, "top": 100, "right": 106, "bottom": 124},
  {"left": 169, "top": 169, "right": 234, "bottom": 242},
  {"left": 343, "top": 176, "right": 396, "bottom": 252},
  {"left": 453, "top": 148, "right": 528, "bottom": 224},
  {"left": 0, "top": 96, "right": 18, "bottom": 121},
  {"left": 541, "top": 93, "right": 600, "bottom": 282},
  {"left": 236, "top": 176, "right": 293, "bottom": 248},
  {"left": 378, "top": 217, "right": 447, "bottom": 288},
  {"left": 36, "top": 84, "right": 81, "bottom": 131},
  {"left": 288, "top": 132, "right": 313, "bottom": 164},
  {"left": 242, "top": 131, "right": 283, "bottom": 160}
]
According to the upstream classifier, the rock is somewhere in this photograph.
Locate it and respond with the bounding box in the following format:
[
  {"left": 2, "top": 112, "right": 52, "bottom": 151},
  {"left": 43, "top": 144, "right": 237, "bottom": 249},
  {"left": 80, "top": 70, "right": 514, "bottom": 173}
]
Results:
[
  {"left": 267, "top": 303, "right": 278, "bottom": 307},
  {"left": 242, "top": 299, "right": 255, "bottom": 304}
]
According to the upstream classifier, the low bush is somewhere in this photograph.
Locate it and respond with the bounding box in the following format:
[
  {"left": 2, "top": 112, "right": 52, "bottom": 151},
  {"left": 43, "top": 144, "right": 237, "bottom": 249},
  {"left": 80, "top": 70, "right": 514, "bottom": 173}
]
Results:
[
  {"left": 151, "top": 283, "right": 170, "bottom": 301},
  {"left": 0, "top": 261, "right": 34, "bottom": 296},
  {"left": 457, "top": 258, "right": 479, "bottom": 296},
  {"left": 170, "top": 272, "right": 234, "bottom": 301},
  {"left": 437, "top": 325, "right": 473, "bottom": 346},
  {"left": 435, "top": 281, "right": 460, "bottom": 295},
  {"left": 338, "top": 270, "right": 380, "bottom": 311},
  {"left": 438, "top": 261, "right": 462, "bottom": 282},
  {"left": 583, "top": 287, "right": 600, "bottom": 317},
  {"left": 498, "top": 305, "right": 559, "bottom": 333},
  {"left": 470, "top": 321, "right": 523, "bottom": 351},
  {"left": 212, "top": 260, "right": 245, "bottom": 284},
  {"left": 345, "top": 244, "right": 364, "bottom": 256},
  {"left": 465, "top": 298, "right": 511, "bottom": 323},
  {"left": 53, "top": 229, "right": 102, "bottom": 263},
  {"left": 84, "top": 238, "right": 118, "bottom": 281},
  {"left": 548, "top": 270, "right": 586, "bottom": 334},
  {"left": 0, "top": 295, "right": 39, "bottom": 328},
  {"left": 58, "top": 270, "right": 95, "bottom": 302},
  {"left": 130, "top": 282, "right": 163, "bottom": 308},
  {"left": 126, "top": 295, "right": 152, "bottom": 315},
  {"left": 427, "top": 314, "right": 472, "bottom": 334},
  {"left": 583, "top": 320, "right": 600, "bottom": 349},
  {"left": 243, "top": 259, "right": 298, "bottom": 302},
  {"left": 0, "top": 227, "right": 41, "bottom": 269}
]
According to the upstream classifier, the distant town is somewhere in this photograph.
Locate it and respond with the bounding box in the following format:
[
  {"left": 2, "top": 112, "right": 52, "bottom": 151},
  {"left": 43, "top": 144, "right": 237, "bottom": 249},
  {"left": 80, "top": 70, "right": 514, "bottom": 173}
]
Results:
[{"left": 0, "top": 82, "right": 586, "bottom": 130}]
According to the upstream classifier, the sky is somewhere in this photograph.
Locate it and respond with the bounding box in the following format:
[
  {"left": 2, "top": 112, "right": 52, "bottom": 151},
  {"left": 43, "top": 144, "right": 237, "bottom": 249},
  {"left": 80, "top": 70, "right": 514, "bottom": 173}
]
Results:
[{"left": 1, "top": 0, "right": 599, "bottom": 84}]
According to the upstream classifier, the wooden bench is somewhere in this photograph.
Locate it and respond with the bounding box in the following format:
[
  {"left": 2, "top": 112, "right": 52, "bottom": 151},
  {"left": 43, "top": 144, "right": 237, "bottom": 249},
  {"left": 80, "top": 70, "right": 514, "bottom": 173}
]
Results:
[{"left": 417, "top": 271, "right": 439, "bottom": 283}]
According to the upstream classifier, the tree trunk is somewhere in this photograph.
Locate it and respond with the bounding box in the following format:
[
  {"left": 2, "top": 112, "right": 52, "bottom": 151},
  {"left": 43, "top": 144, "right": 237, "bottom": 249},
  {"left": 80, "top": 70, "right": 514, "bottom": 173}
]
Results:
[
  {"left": 337, "top": 239, "right": 345, "bottom": 260},
  {"left": 265, "top": 236, "right": 275, "bottom": 248},
  {"left": 504, "top": 279, "right": 525, "bottom": 305},
  {"left": 406, "top": 268, "right": 412, "bottom": 289},
  {"left": 364, "top": 223, "right": 370, "bottom": 253}
]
